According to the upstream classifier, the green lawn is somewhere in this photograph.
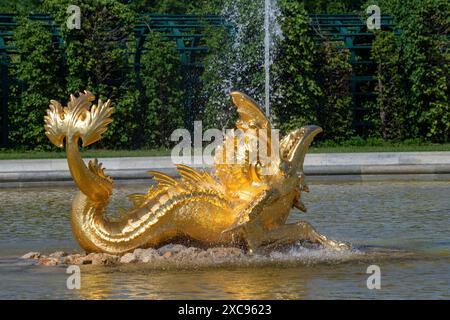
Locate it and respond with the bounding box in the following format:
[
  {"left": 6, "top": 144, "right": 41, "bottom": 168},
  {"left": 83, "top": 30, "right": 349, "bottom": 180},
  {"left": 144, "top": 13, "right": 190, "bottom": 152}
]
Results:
[
  {"left": 1, "top": 143, "right": 450, "bottom": 160},
  {"left": 0, "top": 149, "right": 171, "bottom": 160}
]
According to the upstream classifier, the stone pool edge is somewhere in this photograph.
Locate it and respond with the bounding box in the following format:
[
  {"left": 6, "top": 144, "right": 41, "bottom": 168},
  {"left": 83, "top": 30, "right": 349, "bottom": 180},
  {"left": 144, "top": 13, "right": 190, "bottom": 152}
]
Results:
[{"left": 0, "top": 152, "right": 449, "bottom": 187}]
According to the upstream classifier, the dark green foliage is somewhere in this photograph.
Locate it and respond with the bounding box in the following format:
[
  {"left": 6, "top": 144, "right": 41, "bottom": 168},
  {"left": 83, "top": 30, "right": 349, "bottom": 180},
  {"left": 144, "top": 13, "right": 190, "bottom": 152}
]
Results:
[
  {"left": 0, "top": 0, "right": 42, "bottom": 14},
  {"left": 398, "top": 0, "right": 450, "bottom": 142},
  {"left": 274, "top": 0, "right": 353, "bottom": 140},
  {"left": 303, "top": 0, "right": 367, "bottom": 14},
  {"left": 315, "top": 42, "right": 353, "bottom": 141},
  {"left": 130, "top": 0, "right": 223, "bottom": 14},
  {"left": 371, "top": 31, "right": 405, "bottom": 141},
  {"left": 131, "top": 0, "right": 199, "bottom": 13},
  {"left": 1, "top": 0, "right": 449, "bottom": 150},
  {"left": 274, "top": 0, "right": 320, "bottom": 133},
  {"left": 139, "top": 32, "right": 184, "bottom": 148},
  {"left": 8, "top": 18, "right": 64, "bottom": 150},
  {"left": 370, "top": 0, "right": 450, "bottom": 142},
  {"left": 43, "top": 0, "right": 139, "bottom": 148},
  {"left": 43, "top": 0, "right": 135, "bottom": 93}
]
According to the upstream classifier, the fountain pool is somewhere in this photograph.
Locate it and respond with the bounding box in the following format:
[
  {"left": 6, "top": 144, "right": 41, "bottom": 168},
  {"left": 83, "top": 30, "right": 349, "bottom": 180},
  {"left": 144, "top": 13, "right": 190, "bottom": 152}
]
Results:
[{"left": 0, "top": 181, "right": 448, "bottom": 299}]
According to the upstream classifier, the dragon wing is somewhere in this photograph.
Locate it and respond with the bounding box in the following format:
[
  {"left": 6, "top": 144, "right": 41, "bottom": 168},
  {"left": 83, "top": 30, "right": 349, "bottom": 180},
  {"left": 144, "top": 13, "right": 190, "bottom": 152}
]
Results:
[
  {"left": 213, "top": 92, "right": 279, "bottom": 198},
  {"left": 231, "top": 91, "right": 270, "bottom": 131}
]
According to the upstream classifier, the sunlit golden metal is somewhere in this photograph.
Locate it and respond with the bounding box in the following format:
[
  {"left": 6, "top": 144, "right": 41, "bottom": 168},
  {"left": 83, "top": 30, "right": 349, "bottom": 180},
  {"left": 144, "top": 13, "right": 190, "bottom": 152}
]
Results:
[{"left": 44, "top": 91, "right": 350, "bottom": 255}]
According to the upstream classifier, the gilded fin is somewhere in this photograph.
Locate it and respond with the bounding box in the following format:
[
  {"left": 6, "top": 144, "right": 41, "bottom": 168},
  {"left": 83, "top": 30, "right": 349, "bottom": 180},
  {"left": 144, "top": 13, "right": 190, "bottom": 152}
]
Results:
[
  {"left": 230, "top": 91, "right": 269, "bottom": 129},
  {"left": 44, "top": 100, "right": 66, "bottom": 148},
  {"left": 67, "top": 91, "right": 95, "bottom": 112},
  {"left": 78, "top": 99, "right": 114, "bottom": 147},
  {"left": 128, "top": 193, "right": 147, "bottom": 207},
  {"left": 88, "top": 159, "right": 113, "bottom": 183},
  {"left": 214, "top": 92, "right": 275, "bottom": 190},
  {"left": 176, "top": 164, "right": 206, "bottom": 183},
  {"left": 43, "top": 91, "right": 113, "bottom": 148},
  {"left": 147, "top": 171, "right": 178, "bottom": 188}
]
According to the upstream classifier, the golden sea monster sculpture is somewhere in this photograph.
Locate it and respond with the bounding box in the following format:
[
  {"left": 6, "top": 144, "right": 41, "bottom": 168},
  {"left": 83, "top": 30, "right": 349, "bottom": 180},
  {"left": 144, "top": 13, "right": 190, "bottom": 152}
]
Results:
[{"left": 44, "top": 91, "right": 350, "bottom": 255}]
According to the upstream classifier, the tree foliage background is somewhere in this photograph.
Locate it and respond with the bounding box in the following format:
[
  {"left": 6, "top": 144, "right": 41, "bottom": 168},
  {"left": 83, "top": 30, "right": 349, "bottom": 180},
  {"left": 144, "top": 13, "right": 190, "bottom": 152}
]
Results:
[
  {"left": 368, "top": 0, "right": 449, "bottom": 142},
  {"left": 1, "top": 0, "right": 449, "bottom": 150}
]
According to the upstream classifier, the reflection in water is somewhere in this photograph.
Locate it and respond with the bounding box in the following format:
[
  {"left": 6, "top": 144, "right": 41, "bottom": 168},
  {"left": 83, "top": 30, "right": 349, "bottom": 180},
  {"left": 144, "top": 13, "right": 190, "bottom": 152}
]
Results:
[
  {"left": 0, "top": 181, "right": 449, "bottom": 299},
  {"left": 77, "top": 266, "right": 311, "bottom": 300}
]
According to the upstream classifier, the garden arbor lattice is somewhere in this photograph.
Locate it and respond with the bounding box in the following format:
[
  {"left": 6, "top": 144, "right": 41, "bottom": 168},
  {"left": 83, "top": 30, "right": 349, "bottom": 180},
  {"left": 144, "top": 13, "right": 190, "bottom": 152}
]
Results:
[
  {"left": 309, "top": 14, "right": 398, "bottom": 133},
  {"left": 135, "top": 14, "right": 231, "bottom": 130},
  {"left": 0, "top": 13, "right": 397, "bottom": 148},
  {"left": 0, "top": 13, "right": 61, "bottom": 148},
  {"left": 0, "top": 13, "right": 229, "bottom": 147}
]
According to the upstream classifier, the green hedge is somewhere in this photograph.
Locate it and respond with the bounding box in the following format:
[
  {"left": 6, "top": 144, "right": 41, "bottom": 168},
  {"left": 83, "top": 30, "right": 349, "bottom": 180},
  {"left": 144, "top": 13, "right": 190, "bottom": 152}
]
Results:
[
  {"left": 369, "top": 0, "right": 450, "bottom": 142},
  {"left": 8, "top": 18, "right": 64, "bottom": 150},
  {"left": 3, "top": 0, "right": 449, "bottom": 150}
]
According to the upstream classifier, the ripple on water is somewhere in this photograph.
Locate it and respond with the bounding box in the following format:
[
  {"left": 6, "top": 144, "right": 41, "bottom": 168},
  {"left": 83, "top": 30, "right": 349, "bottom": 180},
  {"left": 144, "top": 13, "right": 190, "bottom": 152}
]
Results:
[
  {"left": 17, "top": 242, "right": 420, "bottom": 271},
  {"left": 0, "top": 181, "right": 448, "bottom": 299}
]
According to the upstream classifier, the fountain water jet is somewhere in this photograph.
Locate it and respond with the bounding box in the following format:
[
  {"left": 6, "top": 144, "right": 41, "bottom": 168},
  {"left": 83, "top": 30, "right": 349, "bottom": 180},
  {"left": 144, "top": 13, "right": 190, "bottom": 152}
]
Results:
[
  {"left": 263, "top": 0, "right": 282, "bottom": 117},
  {"left": 264, "top": 0, "right": 271, "bottom": 117}
]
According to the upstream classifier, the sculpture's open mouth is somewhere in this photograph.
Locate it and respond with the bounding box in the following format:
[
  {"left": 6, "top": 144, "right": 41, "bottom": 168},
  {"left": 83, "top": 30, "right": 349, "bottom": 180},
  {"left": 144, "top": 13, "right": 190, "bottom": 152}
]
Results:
[
  {"left": 281, "top": 126, "right": 322, "bottom": 162},
  {"left": 280, "top": 126, "right": 322, "bottom": 176},
  {"left": 280, "top": 130, "right": 302, "bottom": 161}
]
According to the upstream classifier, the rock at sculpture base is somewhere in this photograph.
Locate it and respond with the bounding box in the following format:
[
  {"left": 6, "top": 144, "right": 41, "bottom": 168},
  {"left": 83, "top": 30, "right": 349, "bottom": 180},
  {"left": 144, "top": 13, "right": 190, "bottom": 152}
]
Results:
[
  {"left": 21, "top": 245, "right": 385, "bottom": 268},
  {"left": 20, "top": 245, "right": 249, "bottom": 267},
  {"left": 38, "top": 257, "right": 60, "bottom": 266},
  {"left": 21, "top": 252, "right": 41, "bottom": 259},
  {"left": 119, "top": 253, "right": 137, "bottom": 264},
  {"left": 49, "top": 251, "right": 68, "bottom": 259}
]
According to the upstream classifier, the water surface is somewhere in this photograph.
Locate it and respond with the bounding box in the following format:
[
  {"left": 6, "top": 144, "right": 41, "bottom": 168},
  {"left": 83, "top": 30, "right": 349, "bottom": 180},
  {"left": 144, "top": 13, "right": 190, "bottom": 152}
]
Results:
[{"left": 0, "top": 181, "right": 448, "bottom": 299}]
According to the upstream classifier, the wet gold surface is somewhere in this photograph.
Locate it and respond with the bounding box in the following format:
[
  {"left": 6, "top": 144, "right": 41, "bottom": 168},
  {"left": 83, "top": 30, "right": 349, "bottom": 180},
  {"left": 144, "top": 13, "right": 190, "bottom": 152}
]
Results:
[{"left": 44, "top": 91, "right": 346, "bottom": 254}]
